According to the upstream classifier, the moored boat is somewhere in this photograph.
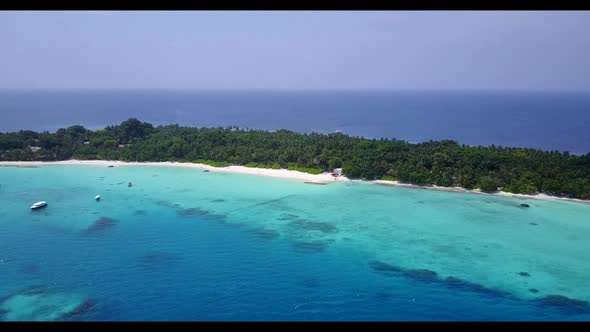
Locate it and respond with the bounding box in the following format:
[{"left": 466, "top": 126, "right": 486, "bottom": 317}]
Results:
[{"left": 30, "top": 201, "right": 48, "bottom": 210}]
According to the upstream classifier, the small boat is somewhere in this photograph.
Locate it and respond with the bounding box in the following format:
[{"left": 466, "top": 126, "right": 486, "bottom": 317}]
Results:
[
  {"left": 128, "top": 182, "right": 133, "bottom": 187},
  {"left": 95, "top": 195, "right": 101, "bottom": 201},
  {"left": 30, "top": 201, "right": 48, "bottom": 210}
]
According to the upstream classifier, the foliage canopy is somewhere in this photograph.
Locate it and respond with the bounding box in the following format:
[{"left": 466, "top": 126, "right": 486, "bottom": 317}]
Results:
[{"left": 1, "top": 118, "right": 589, "bottom": 199}]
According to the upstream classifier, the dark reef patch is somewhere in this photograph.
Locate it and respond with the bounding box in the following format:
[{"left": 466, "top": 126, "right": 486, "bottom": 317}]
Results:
[
  {"left": 211, "top": 199, "right": 225, "bottom": 203},
  {"left": 287, "top": 219, "right": 338, "bottom": 234},
  {"left": 403, "top": 269, "right": 438, "bottom": 282},
  {"left": 443, "top": 277, "right": 510, "bottom": 298},
  {"left": 61, "top": 299, "right": 97, "bottom": 320},
  {"left": 529, "top": 222, "right": 539, "bottom": 226},
  {"left": 529, "top": 288, "right": 540, "bottom": 293},
  {"left": 278, "top": 214, "right": 300, "bottom": 221},
  {"left": 177, "top": 208, "right": 209, "bottom": 217},
  {"left": 519, "top": 272, "right": 531, "bottom": 277},
  {"left": 248, "top": 228, "right": 280, "bottom": 240},
  {"left": 156, "top": 200, "right": 176, "bottom": 208},
  {"left": 531, "top": 295, "right": 590, "bottom": 314},
  {"left": 19, "top": 285, "right": 48, "bottom": 296},
  {"left": 519, "top": 203, "right": 530, "bottom": 208},
  {"left": 204, "top": 213, "right": 227, "bottom": 224},
  {"left": 175, "top": 206, "right": 227, "bottom": 224},
  {"left": 368, "top": 260, "right": 403, "bottom": 273},
  {"left": 134, "top": 210, "right": 147, "bottom": 216},
  {"left": 291, "top": 240, "right": 333, "bottom": 253},
  {"left": 251, "top": 195, "right": 296, "bottom": 209},
  {"left": 138, "top": 251, "right": 181, "bottom": 266},
  {"left": 86, "top": 217, "right": 119, "bottom": 233},
  {"left": 367, "top": 261, "right": 512, "bottom": 299}
]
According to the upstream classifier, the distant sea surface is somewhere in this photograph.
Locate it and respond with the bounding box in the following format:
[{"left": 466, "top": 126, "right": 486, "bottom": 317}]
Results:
[{"left": 1, "top": 90, "right": 589, "bottom": 154}]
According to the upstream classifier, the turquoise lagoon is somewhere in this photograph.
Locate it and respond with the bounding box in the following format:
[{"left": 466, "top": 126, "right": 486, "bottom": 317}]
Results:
[{"left": 0, "top": 165, "right": 589, "bottom": 321}]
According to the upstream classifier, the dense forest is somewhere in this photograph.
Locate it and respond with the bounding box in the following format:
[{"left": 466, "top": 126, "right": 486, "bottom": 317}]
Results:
[{"left": 1, "top": 118, "right": 589, "bottom": 199}]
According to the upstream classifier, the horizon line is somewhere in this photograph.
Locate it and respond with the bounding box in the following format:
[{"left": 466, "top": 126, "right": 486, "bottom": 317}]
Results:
[{"left": 1, "top": 87, "right": 590, "bottom": 94}]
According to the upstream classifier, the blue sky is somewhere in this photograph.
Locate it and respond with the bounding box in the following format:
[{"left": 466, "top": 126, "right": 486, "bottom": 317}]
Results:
[{"left": 0, "top": 11, "right": 589, "bottom": 91}]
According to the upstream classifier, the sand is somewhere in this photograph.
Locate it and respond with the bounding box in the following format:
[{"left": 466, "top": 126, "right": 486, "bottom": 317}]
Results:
[{"left": 0, "top": 160, "right": 345, "bottom": 183}]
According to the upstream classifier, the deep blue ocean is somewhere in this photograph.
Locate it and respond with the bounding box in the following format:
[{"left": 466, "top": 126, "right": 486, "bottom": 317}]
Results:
[{"left": 1, "top": 89, "right": 589, "bottom": 154}]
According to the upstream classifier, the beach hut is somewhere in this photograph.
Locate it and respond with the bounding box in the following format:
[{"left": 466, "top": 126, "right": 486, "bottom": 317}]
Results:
[{"left": 333, "top": 168, "right": 343, "bottom": 176}]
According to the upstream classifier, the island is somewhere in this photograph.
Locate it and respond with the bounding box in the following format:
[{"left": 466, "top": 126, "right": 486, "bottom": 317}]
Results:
[{"left": 1, "top": 118, "right": 589, "bottom": 200}]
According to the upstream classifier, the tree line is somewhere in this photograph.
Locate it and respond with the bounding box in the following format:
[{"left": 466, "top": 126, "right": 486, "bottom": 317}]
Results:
[{"left": 1, "top": 118, "right": 589, "bottom": 199}]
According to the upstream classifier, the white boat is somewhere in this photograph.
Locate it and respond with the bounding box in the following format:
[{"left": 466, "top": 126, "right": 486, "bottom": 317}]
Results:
[
  {"left": 95, "top": 195, "right": 101, "bottom": 201},
  {"left": 30, "top": 201, "right": 48, "bottom": 210}
]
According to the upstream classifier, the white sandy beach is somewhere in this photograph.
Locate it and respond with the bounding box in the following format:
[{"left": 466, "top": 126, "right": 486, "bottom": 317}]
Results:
[
  {"left": 1, "top": 160, "right": 588, "bottom": 204},
  {"left": 0, "top": 160, "right": 345, "bottom": 183}
]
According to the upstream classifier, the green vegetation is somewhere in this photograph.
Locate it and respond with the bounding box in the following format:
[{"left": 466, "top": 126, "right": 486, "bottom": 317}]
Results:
[
  {"left": 1, "top": 118, "right": 590, "bottom": 199},
  {"left": 287, "top": 165, "right": 324, "bottom": 175},
  {"left": 380, "top": 175, "right": 396, "bottom": 181},
  {"left": 478, "top": 175, "right": 500, "bottom": 193}
]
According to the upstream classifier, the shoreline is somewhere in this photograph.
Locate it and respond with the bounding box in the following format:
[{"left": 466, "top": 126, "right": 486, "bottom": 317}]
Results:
[
  {"left": 0, "top": 160, "right": 345, "bottom": 183},
  {"left": 1, "top": 160, "right": 588, "bottom": 205},
  {"left": 373, "top": 180, "right": 590, "bottom": 205}
]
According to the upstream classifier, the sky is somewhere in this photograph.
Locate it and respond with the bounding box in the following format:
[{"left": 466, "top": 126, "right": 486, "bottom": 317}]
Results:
[{"left": 0, "top": 11, "right": 589, "bottom": 91}]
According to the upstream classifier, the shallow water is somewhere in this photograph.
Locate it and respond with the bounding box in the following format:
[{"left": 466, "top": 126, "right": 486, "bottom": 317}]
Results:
[{"left": 1, "top": 165, "right": 589, "bottom": 321}]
